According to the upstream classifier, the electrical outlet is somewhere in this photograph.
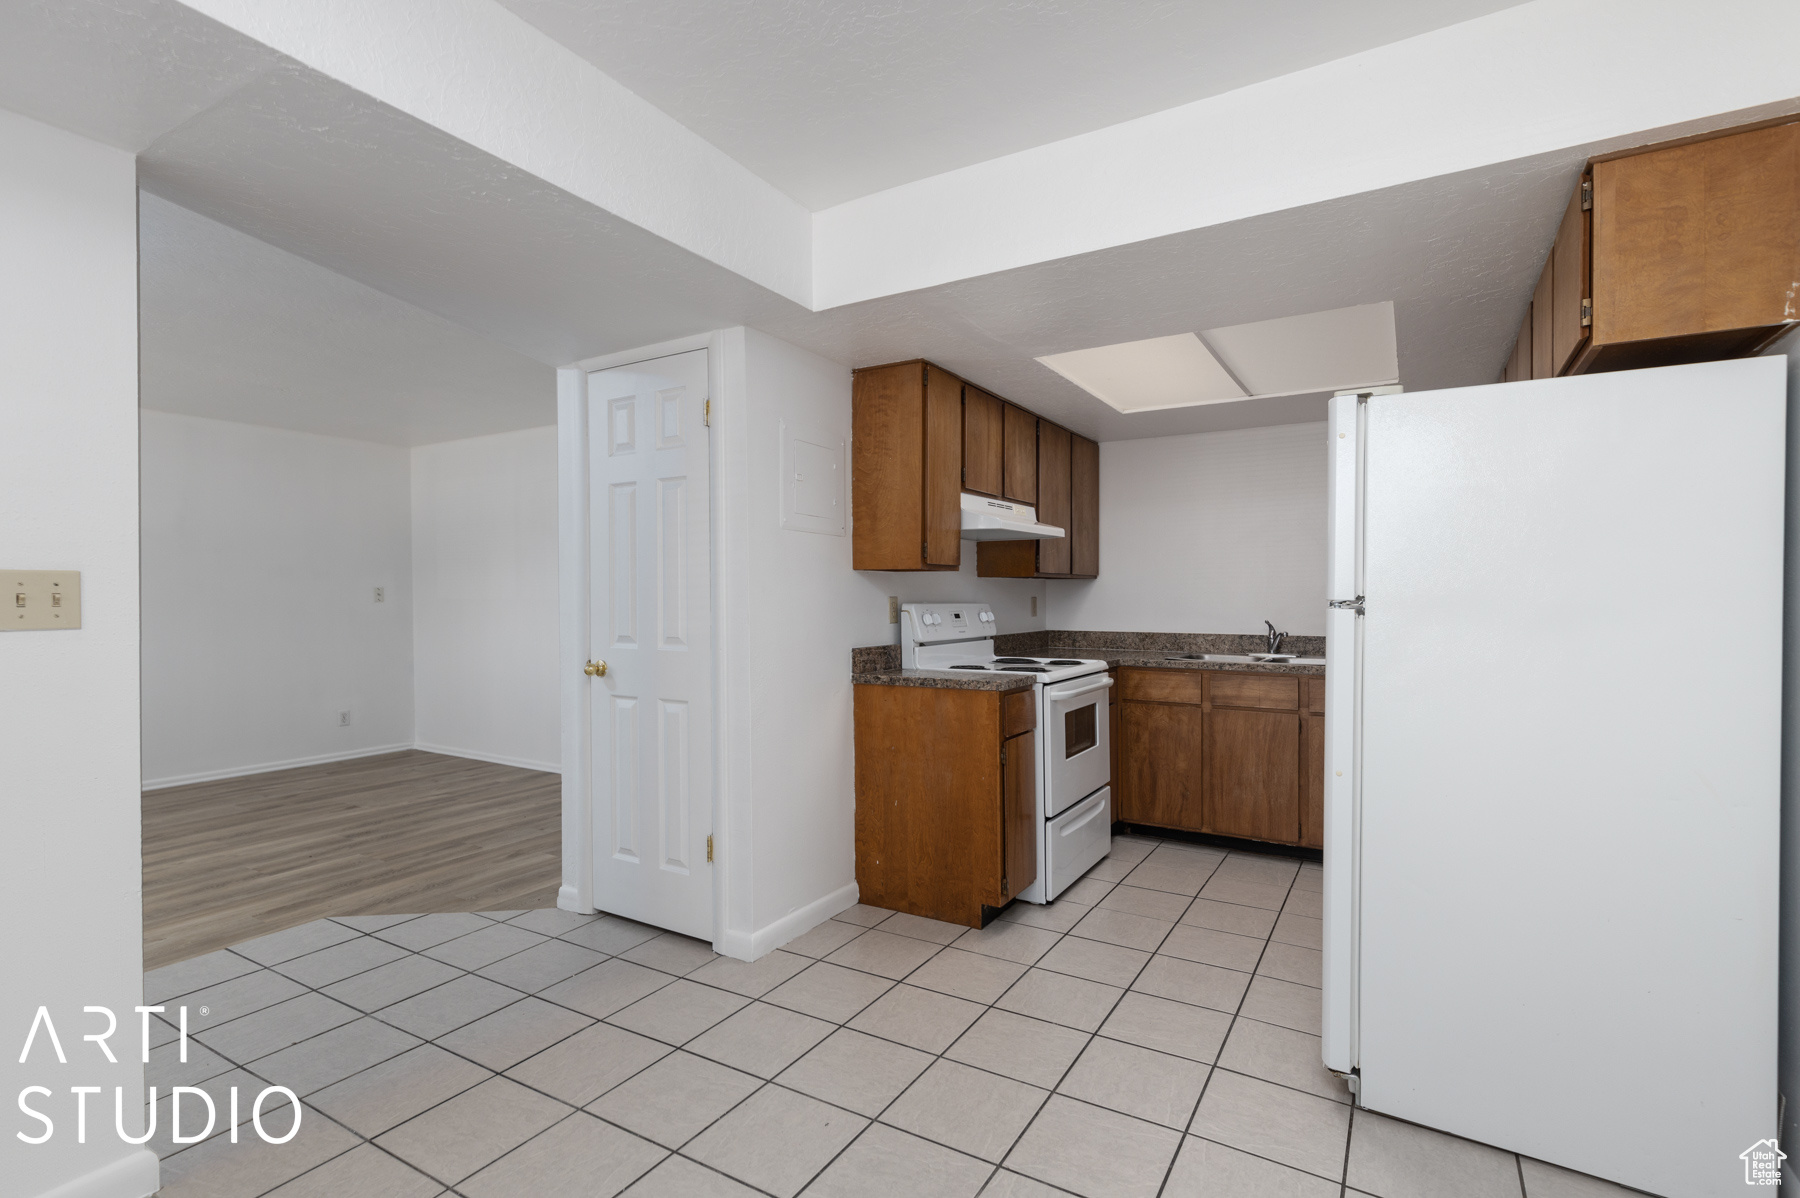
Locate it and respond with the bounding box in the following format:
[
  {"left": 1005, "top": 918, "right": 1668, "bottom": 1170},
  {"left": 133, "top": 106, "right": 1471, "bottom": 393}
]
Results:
[
  {"left": 337, "top": 710, "right": 352, "bottom": 727},
  {"left": 373, "top": 587, "right": 385, "bottom": 603},
  {"left": 887, "top": 595, "right": 899, "bottom": 624},
  {"left": 1031, "top": 596, "right": 1038, "bottom": 617}
]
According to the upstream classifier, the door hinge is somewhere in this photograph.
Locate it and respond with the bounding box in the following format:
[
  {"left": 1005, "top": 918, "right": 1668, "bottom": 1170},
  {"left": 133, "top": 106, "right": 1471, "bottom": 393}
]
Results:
[
  {"left": 703, "top": 399, "right": 711, "bottom": 426},
  {"left": 1580, "top": 178, "right": 1593, "bottom": 211},
  {"left": 1329, "top": 596, "right": 1365, "bottom": 615},
  {"left": 1580, "top": 298, "right": 1592, "bottom": 327},
  {"left": 1000, "top": 746, "right": 1007, "bottom": 766},
  {"left": 706, "top": 834, "right": 713, "bottom": 864}
]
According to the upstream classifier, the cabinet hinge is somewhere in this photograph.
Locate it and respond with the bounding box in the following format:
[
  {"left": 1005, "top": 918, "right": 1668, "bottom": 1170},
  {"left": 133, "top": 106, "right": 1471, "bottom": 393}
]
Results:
[
  {"left": 1000, "top": 747, "right": 1007, "bottom": 766},
  {"left": 1580, "top": 179, "right": 1593, "bottom": 212},
  {"left": 706, "top": 834, "right": 713, "bottom": 864},
  {"left": 703, "top": 399, "right": 711, "bottom": 426},
  {"left": 1580, "top": 298, "right": 1592, "bottom": 327}
]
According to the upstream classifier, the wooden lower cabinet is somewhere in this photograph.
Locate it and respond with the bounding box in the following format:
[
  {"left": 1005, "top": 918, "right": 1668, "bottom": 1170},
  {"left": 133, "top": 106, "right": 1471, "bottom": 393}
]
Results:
[
  {"left": 1204, "top": 707, "right": 1299, "bottom": 843},
  {"left": 1116, "top": 700, "right": 1204, "bottom": 830},
  {"left": 854, "top": 683, "right": 1037, "bottom": 926},
  {"left": 1301, "top": 712, "right": 1325, "bottom": 849},
  {"left": 1115, "top": 666, "right": 1324, "bottom": 849}
]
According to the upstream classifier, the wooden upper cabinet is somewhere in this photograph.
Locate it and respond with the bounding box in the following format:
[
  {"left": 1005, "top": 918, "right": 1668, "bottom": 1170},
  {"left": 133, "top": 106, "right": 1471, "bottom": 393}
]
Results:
[
  {"left": 1036, "top": 422, "right": 1072, "bottom": 576},
  {"left": 1595, "top": 121, "right": 1800, "bottom": 348},
  {"left": 851, "top": 360, "right": 961, "bottom": 571},
  {"left": 1502, "top": 302, "right": 1531, "bottom": 383},
  {"left": 1002, "top": 404, "right": 1037, "bottom": 504},
  {"left": 962, "top": 386, "right": 1003, "bottom": 497},
  {"left": 856, "top": 359, "right": 1100, "bottom": 578},
  {"left": 1530, "top": 258, "right": 1554, "bottom": 380},
  {"left": 1550, "top": 174, "right": 1592, "bottom": 375},
  {"left": 1069, "top": 435, "right": 1099, "bottom": 578}
]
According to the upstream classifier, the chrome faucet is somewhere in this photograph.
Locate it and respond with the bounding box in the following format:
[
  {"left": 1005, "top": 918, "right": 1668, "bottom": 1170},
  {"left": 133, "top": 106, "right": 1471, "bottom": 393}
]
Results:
[{"left": 1264, "top": 620, "right": 1288, "bottom": 655}]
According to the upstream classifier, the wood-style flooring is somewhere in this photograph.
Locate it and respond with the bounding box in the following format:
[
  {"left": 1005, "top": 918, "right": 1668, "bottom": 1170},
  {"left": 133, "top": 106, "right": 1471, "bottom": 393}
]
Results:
[{"left": 142, "top": 750, "right": 560, "bottom": 970}]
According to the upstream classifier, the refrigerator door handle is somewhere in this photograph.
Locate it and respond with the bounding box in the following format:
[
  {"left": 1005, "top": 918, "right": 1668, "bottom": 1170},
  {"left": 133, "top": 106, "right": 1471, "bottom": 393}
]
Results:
[{"left": 1328, "top": 596, "right": 1365, "bottom": 614}]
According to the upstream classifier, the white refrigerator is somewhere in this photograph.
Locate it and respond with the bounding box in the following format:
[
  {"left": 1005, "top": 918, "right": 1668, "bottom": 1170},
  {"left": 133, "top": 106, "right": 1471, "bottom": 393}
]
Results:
[{"left": 1322, "top": 357, "right": 1785, "bottom": 1198}]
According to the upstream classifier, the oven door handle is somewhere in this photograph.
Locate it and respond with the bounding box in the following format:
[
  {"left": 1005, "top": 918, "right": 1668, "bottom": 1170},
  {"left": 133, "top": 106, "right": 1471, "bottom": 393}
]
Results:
[{"left": 1045, "top": 675, "right": 1114, "bottom": 703}]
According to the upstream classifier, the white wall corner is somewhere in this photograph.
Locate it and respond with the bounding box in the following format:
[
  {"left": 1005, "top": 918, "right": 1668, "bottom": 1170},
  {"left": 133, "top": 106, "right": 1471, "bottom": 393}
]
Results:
[
  {"left": 28, "top": 1148, "right": 159, "bottom": 1198},
  {"left": 556, "top": 365, "right": 595, "bottom": 914},
  {"left": 708, "top": 327, "right": 757, "bottom": 958}
]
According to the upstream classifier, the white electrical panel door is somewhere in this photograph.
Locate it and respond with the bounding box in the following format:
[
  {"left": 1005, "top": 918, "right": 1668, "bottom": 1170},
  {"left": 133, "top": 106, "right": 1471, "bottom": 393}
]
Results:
[
  {"left": 587, "top": 349, "right": 713, "bottom": 940},
  {"left": 1357, "top": 358, "right": 1784, "bottom": 1197}
]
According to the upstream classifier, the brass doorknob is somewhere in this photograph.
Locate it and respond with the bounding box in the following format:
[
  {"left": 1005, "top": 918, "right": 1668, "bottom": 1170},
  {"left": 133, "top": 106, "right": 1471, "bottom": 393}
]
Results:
[{"left": 584, "top": 660, "right": 607, "bottom": 677}]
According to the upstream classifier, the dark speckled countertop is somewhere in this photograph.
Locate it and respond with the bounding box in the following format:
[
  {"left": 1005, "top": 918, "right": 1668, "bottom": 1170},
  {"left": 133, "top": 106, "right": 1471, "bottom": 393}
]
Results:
[{"left": 853, "top": 631, "right": 1325, "bottom": 687}]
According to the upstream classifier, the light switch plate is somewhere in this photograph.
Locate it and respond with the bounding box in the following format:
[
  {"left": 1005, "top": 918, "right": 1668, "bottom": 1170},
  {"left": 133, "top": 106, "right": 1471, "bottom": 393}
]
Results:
[{"left": 7, "top": 571, "right": 81, "bottom": 630}]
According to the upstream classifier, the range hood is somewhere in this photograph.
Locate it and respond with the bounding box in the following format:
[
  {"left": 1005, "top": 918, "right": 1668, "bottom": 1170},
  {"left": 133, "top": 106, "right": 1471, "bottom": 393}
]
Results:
[{"left": 960, "top": 492, "right": 1066, "bottom": 541}]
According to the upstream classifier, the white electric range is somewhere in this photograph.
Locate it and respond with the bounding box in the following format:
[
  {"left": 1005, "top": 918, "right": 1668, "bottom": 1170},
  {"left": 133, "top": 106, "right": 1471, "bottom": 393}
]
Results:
[{"left": 899, "top": 601, "right": 1114, "bottom": 903}]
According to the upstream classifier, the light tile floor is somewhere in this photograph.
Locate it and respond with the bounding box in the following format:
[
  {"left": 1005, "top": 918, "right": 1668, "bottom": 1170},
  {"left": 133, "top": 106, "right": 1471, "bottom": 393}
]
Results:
[{"left": 144, "top": 834, "right": 1652, "bottom": 1198}]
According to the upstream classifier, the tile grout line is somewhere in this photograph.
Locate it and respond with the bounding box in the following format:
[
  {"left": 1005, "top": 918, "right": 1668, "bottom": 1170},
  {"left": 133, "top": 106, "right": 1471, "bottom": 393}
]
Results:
[{"left": 155, "top": 839, "right": 1330, "bottom": 1197}]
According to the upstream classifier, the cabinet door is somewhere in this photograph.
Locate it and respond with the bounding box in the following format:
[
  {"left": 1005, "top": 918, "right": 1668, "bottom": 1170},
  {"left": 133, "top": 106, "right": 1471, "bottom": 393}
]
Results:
[
  {"left": 1001, "top": 729, "right": 1037, "bottom": 902},
  {"left": 923, "top": 365, "right": 963, "bottom": 567},
  {"left": 1003, "top": 403, "right": 1038, "bottom": 504},
  {"left": 1205, "top": 707, "right": 1300, "bottom": 843},
  {"left": 1550, "top": 175, "right": 1591, "bottom": 375},
  {"left": 1069, "top": 434, "right": 1099, "bottom": 578},
  {"left": 963, "top": 386, "right": 1003, "bottom": 497},
  {"left": 1300, "top": 712, "right": 1324, "bottom": 849},
  {"left": 1530, "top": 259, "right": 1554, "bottom": 380},
  {"left": 1593, "top": 121, "right": 1800, "bottom": 345},
  {"left": 1036, "top": 422, "right": 1072, "bottom": 575},
  {"left": 1118, "top": 700, "right": 1204, "bottom": 831}
]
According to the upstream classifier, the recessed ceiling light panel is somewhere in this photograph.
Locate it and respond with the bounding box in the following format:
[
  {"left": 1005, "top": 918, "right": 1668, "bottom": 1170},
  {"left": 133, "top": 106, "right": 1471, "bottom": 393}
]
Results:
[{"left": 1036, "top": 332, "right": 1246, "bottom": 414}]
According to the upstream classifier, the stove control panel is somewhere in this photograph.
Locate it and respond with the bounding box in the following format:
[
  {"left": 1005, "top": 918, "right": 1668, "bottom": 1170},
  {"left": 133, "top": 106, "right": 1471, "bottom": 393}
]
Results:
[{"left": 901, "top": 601, "right": 997, "bottom": 644}]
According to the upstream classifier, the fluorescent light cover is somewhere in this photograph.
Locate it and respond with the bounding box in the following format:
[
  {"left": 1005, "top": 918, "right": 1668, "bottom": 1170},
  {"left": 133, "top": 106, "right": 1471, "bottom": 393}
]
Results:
[
  {"left": 1037, "top": 332, "right": 1246, "bottom": 414},
  {"left": 1203, "top": 302, "right": 1398, "bottom": 397}
]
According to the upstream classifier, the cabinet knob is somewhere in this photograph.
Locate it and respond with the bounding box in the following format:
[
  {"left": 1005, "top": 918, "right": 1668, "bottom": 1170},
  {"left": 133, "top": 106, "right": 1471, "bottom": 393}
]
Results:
[{"left": 584, "top": 660, "right": 608, "bottom": 677}]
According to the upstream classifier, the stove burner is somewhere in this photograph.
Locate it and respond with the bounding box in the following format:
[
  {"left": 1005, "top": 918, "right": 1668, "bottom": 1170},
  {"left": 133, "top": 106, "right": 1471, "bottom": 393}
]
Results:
[
  {"left": 1045, "top": 659, "right": 1085, "bottom": 666},
  {"left": 992, "top": 657, "right": 1039, "bottom": 664},
  {"left": 948, "top": 664, "right": 988, "bottom": 670}
]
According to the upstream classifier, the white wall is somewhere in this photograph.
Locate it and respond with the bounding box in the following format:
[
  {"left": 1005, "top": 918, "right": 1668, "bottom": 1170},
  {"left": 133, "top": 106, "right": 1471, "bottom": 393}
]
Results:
[
  {"left": 1049, "top": 422, "right": 1327, "bottom": 637},
  {"left": 0, "top": 109, "right": 158, "bottom": 1198},
  {"left": 714, "top": 326, "right": 1046, "bottom": 953},
  {"left": 412, "top": 426, "right": 560, "bottom": 771},
  {"left": 140, "top": 411, "right": 414, "bottom": 787}
]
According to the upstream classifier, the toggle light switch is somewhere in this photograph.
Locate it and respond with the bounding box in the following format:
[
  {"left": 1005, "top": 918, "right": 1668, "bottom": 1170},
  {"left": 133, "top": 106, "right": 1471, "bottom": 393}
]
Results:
[{"left": 6, "top": 571, "right": 81, "bottom": 630}]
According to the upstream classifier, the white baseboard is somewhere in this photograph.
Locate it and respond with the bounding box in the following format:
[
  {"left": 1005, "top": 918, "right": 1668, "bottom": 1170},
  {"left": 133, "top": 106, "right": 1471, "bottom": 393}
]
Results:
[
  {"left": 31, "top": 1147, "right": 159, "bottom": 1198},
  {"left": 413, "top": 742, "right": 561, "bottom": 774},
  {"left": 141, "top": 743, "right": 414, "bottom": 790},
  {"left": 557, "top": 884, "right": 596, "bottom": 915},
  {"left": 716, "top": 881, "right": 859, "bottom": 962}
]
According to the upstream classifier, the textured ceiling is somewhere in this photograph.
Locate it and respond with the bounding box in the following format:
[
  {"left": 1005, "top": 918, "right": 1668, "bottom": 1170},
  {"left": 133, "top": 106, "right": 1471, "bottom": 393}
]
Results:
[
  {"left": 139, "top": 192, "right": 554, "bottom": 446},
  {"left": 489, "top": 0, "right": 1531, "bottom": 208}
]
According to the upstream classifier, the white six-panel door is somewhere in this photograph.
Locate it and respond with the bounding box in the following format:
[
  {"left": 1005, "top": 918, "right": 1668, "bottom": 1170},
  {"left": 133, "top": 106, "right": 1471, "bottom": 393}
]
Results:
[{"left": 586, "top": 349, "right": 712, "bottom": 939}]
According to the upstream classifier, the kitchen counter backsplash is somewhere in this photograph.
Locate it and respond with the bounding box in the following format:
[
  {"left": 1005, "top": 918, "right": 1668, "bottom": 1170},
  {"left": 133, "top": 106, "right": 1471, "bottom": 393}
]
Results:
[
  {"left": 851, "top": 631, "right": 1325, "bottom": 680},
  {"left": 994, "top": 630, "right": 1326, "bottom": 658}
]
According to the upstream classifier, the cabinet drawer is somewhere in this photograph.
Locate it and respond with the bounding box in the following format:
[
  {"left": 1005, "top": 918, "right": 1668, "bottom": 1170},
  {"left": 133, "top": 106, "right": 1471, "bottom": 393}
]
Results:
[
  {"left": 1305, "top": 676, "right": 1325, "bottom": 714},
  {"left": 1002, "top": 689, "right": 1037, "bottom": 737},
  {"left": 1209, "top": 673, "right": 1300, "bottom": 711},
  {"left": 1118, "top": 668, "right": 1205, "bottom": 705}
]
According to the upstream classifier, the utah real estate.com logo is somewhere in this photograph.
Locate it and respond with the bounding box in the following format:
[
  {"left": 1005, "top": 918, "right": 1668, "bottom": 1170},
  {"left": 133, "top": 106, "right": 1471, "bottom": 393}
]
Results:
[
  {"left": 15, "top": 1005, "right": 301, "bottom": 1146},
  {"left": 1741, "top": 1138, "right": 1785, "bottom": 1186}
]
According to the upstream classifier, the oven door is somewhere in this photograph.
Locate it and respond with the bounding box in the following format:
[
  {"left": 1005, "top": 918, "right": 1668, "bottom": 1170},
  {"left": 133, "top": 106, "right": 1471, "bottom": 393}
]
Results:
[{"left": 1043, "top": 672, "right": 1112, "bottom": 818}]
